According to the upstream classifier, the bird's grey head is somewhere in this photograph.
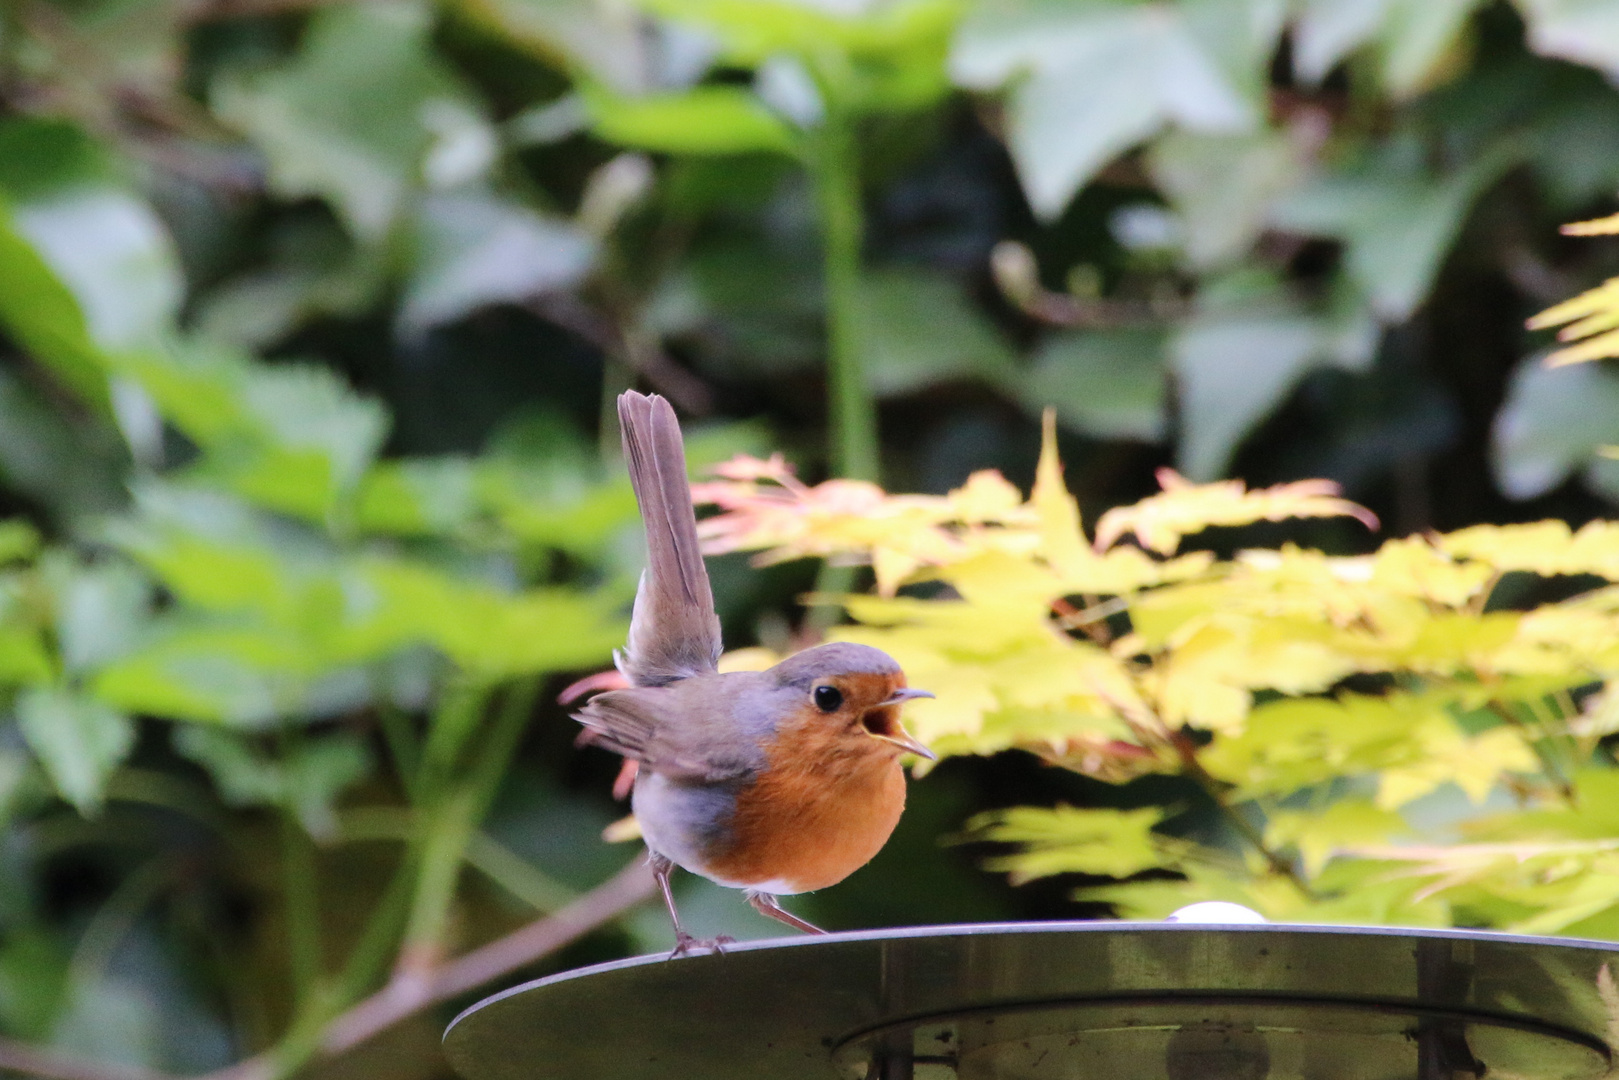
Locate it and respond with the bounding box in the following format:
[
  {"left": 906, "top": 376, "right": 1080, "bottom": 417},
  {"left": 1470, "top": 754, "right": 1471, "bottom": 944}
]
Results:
[{"left": 769, "top": 642, "right": 901, "bottom": 689}]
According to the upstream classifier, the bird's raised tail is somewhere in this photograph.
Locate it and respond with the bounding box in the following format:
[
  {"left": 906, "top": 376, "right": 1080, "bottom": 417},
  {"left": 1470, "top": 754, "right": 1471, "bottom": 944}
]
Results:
[{"left": 616, "top": 391, "right": 723, "bottom": 687}]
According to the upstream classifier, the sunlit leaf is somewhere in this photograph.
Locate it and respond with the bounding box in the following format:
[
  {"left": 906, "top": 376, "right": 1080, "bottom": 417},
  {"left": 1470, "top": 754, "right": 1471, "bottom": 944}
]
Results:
[
  {"left": 968, "top": 804, "right": 1176, "bottom": 883},
  {"left": 1093, "top": 469, "right": 1378, "bottom": 554},
  {"left": 582, "top": 84, "right": 797, "bottom": 155}
]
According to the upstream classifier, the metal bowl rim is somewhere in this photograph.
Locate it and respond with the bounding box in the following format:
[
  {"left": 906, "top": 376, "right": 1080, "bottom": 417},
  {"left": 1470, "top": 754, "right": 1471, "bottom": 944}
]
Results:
[{"left": 442, "top": 920, "right": 1619, "bottom": 1044}]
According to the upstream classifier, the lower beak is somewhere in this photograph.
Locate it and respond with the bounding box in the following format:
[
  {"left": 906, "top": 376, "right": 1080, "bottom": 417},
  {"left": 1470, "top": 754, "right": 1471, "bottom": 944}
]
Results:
[{"left": 873, "top": 730, "right": 936, "bottom": 760}]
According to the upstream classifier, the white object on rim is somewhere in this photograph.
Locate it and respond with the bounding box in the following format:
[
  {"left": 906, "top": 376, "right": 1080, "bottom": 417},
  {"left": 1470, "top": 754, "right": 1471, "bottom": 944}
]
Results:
[{"left": 1164, "top": 901, "right": 1269, "bottom": 924}]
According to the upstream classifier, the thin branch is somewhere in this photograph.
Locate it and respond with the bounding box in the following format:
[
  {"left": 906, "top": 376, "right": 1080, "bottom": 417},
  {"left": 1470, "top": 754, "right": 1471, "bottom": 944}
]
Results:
[
  {"left": 0, "top": 1042, "right": 173, "bottom": 1080},
  {"left": 324, "top": 855, "right": 654, "bottom": 1053},
  {"left": 1171, "top": 734, "right": 1315, "bottom": 898},
  {"left": 0, "top": 859, "right": 656, "bottom": 1080}
]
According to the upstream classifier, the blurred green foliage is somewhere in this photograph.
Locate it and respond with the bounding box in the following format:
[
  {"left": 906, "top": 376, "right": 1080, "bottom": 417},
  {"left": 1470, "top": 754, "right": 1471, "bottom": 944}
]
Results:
[{"left": 5, "top": 0, "right": 1619, "bottom": 1077}]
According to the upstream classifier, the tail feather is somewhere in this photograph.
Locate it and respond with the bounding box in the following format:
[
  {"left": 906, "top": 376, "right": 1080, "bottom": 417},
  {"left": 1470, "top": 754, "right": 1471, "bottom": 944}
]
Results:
[{"left": 616, "top": 391, "right": 722, "bottom": 686}]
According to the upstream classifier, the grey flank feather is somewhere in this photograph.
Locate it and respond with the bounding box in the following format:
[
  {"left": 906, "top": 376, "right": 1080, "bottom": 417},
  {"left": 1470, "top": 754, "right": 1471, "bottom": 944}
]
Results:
[{"left": 615, "top": 391, "right": 723, "bottom": 687}]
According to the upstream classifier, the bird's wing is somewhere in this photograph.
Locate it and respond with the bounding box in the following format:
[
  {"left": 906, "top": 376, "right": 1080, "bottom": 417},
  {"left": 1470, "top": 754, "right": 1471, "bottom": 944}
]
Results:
[
  {"left": 616, "top": 391, "right": 723, "bottom": 687},
  {"left": 574, "top": 686, "right": 757, "bottom": 783}
]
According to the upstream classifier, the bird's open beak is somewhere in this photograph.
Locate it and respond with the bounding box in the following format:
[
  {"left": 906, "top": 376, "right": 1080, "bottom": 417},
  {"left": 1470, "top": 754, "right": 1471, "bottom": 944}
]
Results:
[
  {"left": 872, "top": 688, "right": 936, "bottom": 759},
  {"left": 872, "top": 730, "right": 936, "bottom": 760}
]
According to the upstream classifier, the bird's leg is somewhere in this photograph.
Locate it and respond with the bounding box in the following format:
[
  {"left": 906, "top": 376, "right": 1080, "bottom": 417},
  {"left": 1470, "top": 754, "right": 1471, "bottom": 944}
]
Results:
[
  {"left": 746, "top": 892, "right": 828, "bottom": 935},
  {"left": 650, "top": 852, "right": 732, "bottom": 957}
]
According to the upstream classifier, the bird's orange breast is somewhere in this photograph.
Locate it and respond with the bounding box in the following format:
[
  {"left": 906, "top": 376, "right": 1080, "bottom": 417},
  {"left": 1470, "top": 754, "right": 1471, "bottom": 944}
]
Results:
[{"left": 703, "top": 704, "right": 907, "bottom": 894}]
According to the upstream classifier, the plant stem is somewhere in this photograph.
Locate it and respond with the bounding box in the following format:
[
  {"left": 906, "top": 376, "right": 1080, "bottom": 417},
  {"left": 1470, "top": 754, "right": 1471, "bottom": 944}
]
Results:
[
  {"left": 280, "top": 810, "right": 323, "bottom": 1010},
  {"left": 1173, "top": 735, "right": 1314, "bottom": 899},
  {"left": 808, "top": 108, "right": 875, "bottom": 483},
  {"left": 375, "top": 697, "right": 421, "bottom": 803},
  {"left": 398, "top": 677, "right": 541, "bottom": 975},
  {"left": 803, "top": 103, "right": 872, "bottom": 632}
]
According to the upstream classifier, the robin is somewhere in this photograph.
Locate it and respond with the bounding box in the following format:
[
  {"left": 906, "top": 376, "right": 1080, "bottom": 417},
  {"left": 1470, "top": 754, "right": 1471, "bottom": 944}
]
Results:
[{"left": 574, "top": 391, "right": 934, "bottom": 955}]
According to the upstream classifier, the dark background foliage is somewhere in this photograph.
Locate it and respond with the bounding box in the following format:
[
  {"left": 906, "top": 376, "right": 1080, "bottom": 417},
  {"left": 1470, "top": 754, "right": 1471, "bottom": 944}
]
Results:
[{"left": 2, "top": 0, "right": 1619, "bottom": 1076}]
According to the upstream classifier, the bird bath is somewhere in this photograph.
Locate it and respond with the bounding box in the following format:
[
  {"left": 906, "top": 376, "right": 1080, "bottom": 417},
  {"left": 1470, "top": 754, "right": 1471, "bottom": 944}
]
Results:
[{"left": 443, "top": 922, "right": 1619, "bottom": 1080}]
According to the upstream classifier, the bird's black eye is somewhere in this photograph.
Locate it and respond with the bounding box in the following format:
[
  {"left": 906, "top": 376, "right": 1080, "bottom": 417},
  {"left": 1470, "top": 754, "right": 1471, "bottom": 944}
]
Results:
[{"left": 813, "top": 685, "right": 843, "bottom": 713}]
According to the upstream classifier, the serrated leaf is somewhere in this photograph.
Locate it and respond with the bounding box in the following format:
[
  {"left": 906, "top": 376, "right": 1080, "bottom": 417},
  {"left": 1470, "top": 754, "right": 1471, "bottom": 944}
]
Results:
[
  {"left": 1095, "top": 469, "right": 1377, "bottom": 554},
  {"left": 117, "top": 344, "right": 388, "bottom": 521},
  {"left": 1266, "top": 800, "right": 1408, "bottom": 876},
  {"left": 969, "top": 804, "right": 1174, "bottom": 883}
]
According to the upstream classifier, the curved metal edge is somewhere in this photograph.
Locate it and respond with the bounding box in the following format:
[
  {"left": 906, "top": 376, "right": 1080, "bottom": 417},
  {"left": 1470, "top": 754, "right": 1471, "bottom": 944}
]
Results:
[
  {"left": 829, "top": 992, "right": 1614, "bottom": 1066},
  {"left": 441, "top": 920, "right": 1619, "bottom": 1045}
]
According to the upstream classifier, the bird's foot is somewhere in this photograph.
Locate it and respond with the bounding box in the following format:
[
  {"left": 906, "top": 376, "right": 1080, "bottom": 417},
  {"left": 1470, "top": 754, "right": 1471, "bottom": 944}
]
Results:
[{"left": 668, "top": 932, "right": 735, "bottom": 959}]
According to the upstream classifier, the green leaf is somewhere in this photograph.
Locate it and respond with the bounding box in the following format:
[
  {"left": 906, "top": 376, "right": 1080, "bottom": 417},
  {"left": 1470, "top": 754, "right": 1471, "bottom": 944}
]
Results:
[
  {"left": 117, "top": 344, "right": 389, "bottom": 521},
  {"left": 1379, "top": 0, "right": 1487, "bottom": 98},
  {"left": 0, "top": 371, "right": 128, "bottom": 529},
  {"left": 0, "top": 119, "right": 182, "bottom": 357},
  {"left": 582, "top": 84, "right": 798, "bottom": 155},
  {"left": 0, "top": 629, "right": 56, "bottom": 689},
  {"left": 1021, "top": 328, "right": 1168, "bottom": 442},
  {"left": 212, "top": 0, "right": 490, "bottom": 239},
  {"left": 1295, "top": 0, "right": 1486, "bottom": 96},
  {"left": 48, "top": 559, "right": 150, "bottom": 676},
  {"left": 456, "top": 0, "right": 660, "bottom": 92},
  {"left": 192, "top": 218, "right": 382, "bottom": 351},
  {"left": 1491, "top": 353, "right": 1619, "bottom": 500},
  {"left": 648, "top": 0, "right": 957, "bottom": 62},
  {"left": 1269, "top": 141, "right": 1516, "bottom": 321},
  {"left": 0, "top": 204, "right": 108, "bottom": 404},
  {"left": 1517, "top": 0, "right": 1619, "bottom": 84},
  {"left": 173, "top": 726, "right": 369, "bottom": 838},
  {"left": 355, "top": 459, "right": 479, "bottom": 537},
  {"left": 853, "top": 268, "right": 1016, "bottom": 396},
  {"left": 1148, "top": 130, "right": 1303, "bottom": 269},
  {"left": 0, "top": 522, "right": 41, "bottom": 566},
  {"left": 1293, "top": 0, "right": 1391, "bottom": 83},
  {"left": 952, "top": 0, "right": 1280, "bottom": 218},
  {"left": 1172, "top": 277, "right": 1377, "bottom": 479},
  {"left": 14, "top": 687, "right": 135, "bottom": 814},
  {"left": 398, "top": 190, "right": 596, "bottom": 334}
]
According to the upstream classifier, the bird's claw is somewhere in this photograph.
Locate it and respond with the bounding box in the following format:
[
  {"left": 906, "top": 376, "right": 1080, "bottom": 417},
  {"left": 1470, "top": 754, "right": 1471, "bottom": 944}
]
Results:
[{"left": 669, "top": 932, "right": 735, "bottom": 958}]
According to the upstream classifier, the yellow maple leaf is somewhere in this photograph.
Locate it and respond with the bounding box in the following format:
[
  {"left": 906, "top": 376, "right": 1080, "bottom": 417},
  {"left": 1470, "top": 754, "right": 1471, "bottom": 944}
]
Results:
[
  {"left": 1443, "top": 520, "right": 1619, "bottom": 579},
  {"left": 1527, "top": 216, "right": 1619, "bottom": 365},
  {"left": 1093, "top": 469, "right": 1379, "bottom": 555}
]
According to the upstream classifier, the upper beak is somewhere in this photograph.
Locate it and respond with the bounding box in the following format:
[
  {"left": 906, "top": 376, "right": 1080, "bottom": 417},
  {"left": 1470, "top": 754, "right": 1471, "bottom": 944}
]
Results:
[{"left": 872, "top": 688, "right": 936, "bottom": 760}]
